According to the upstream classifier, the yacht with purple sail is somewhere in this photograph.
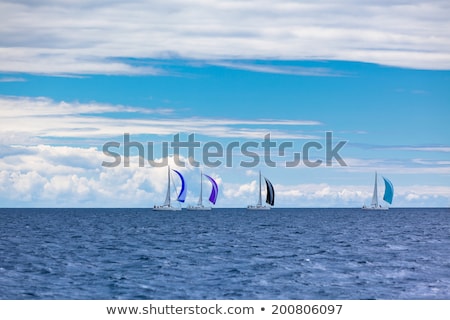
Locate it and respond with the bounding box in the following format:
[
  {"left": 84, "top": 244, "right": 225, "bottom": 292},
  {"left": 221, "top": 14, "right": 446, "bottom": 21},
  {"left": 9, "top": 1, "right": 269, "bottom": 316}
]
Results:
[
  {"left": 187, "top": 171, "right": 219, "bottom": 211},
  {"left": 153, "top": 166, "right": 186, "bottom": 211},
  {"left": 362, "top": 172, "right": 394, "bottom": 210},
  {"left": 247, "top": 170, "right": 275, "bottom": 210}
]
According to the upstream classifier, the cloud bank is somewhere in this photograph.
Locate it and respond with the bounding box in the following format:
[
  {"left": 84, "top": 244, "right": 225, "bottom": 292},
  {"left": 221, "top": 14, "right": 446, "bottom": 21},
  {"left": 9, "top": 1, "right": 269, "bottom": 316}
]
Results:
[
  {"left": 1, "top": 0, "right": 449, "bottom": 74},
  {"left": 1, "top": 144, "right": 449, "bottom": 207}
]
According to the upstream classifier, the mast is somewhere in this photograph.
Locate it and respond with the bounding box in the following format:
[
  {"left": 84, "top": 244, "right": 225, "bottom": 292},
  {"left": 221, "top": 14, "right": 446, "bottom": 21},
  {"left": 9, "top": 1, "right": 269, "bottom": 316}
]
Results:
[
  {"left": 163, "top": 166, "right": 171, "bottom": 206},
  {"left": 197, "top": 170, "right": 203, "bottom": 206},
  {"left": 257, "top": 170, "right": 262, "bottom": 206},
  {"left": 371, "top": 171, "right": 378, "bottom": 207}
]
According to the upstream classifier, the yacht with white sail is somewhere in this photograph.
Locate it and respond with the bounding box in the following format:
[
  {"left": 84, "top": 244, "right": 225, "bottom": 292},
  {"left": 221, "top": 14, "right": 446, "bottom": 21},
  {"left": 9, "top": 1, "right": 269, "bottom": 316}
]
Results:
[
  {"left": 247, "top": 170, "right": 275, "bottom": 210},
  {"left": 362, "top": 172, "right": 394, "bottom": 210},
  {"left": 187, "top": 171, "right": 219, "bottom": 211},
  {"left": 153, "top": 166, "right": 186, "bottom": 211}
]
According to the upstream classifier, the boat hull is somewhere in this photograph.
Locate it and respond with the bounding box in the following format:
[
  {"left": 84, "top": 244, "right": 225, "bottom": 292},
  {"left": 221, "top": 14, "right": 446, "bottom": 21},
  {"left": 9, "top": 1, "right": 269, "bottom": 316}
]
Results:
[
  {"left": 187, "top": 206, "right": 212, "bottom": 211},
  {"left": 153, "top": 206, "right": 182, "bottom": 211},
  {"left": 362, "top": 206, "right": 389, "bottom": 211},
  {"left": 247, "top": 205, "right": 271, "bottom": 210}
]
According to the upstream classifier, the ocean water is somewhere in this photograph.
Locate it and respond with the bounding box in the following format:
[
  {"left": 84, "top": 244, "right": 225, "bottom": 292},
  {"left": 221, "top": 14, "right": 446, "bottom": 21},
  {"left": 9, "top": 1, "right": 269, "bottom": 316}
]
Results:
[{"left": 0, "top": 208, "right": 449, "bottom": 300}]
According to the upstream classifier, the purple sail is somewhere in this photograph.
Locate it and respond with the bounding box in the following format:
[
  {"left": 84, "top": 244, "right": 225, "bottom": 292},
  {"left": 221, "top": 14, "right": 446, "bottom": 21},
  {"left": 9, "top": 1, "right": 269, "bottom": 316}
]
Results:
[
  {"left": 203, "top": 174, "right": 218, "bottom": 204},
  {"left": 172, "top": 169, "right": 187, "bottom": 202}
]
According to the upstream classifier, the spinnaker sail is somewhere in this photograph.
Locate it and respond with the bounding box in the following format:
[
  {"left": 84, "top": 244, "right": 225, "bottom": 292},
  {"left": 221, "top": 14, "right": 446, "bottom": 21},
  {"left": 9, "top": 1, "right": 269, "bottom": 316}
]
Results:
[
  {"left": 172, "top": 169, "right": 186, "bottom": 203},
  {"left": 264, "top": 177, "right": 275, "bottom": 206},
  {"left": 382, "top": 177, "right": 394, "bottom": 204},
  {"left": 204, "top": 174, "right": 218, "bottom": 205}
]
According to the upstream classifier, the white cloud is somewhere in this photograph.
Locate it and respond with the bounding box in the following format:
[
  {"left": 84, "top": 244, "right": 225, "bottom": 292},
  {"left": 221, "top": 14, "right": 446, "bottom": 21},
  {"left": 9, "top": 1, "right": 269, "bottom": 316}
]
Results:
[
  {"left": 0, "top": 95, "right": 321, "bottom": 141},
  {"left": 270, "top": 183, "right": 371, "bottom": 206},
  {"left": 223, "top": 180, "right": 257, "bottom": 199},
  {"left": 209, "top": 61, "right": 347, "bottom": 77},
  {"left": 0, "top": 77, "right": 26, "bottom": 82},
  {"left": 0, "top": 96, "right": 173, "bottom": 117},
  {"left": 0, "top": 0, "right": 449, "bottom": 74},
  {"left": 342, "top": 157, "right": 450, "bottom": 175},
  {"left": 0, "top": 145, "right": 194, "bottom": 206},
  {"left": 397, "top": 147, "right": 450, "bottom": 152},
  {"left": 245, "top": 169, "right": 258, "bottom": 177},
  {"left": 220, "top": 180, "right": 450, "bottom": 207}
]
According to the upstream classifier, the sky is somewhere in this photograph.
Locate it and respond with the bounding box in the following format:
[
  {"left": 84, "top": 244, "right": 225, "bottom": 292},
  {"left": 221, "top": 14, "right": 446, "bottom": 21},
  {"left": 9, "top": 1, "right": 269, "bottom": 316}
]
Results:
[{"left": 0, "top": 0, "right": 449, "bottom": 208}]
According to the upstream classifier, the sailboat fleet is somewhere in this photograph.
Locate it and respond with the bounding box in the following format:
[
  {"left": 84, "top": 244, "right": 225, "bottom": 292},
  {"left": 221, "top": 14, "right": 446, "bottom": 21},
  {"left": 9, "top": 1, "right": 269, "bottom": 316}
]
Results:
[
  {"left": 153, "top": 167, "right": 275, "bottom": 211},
  {"left": 153, "top": 167, "right": 394, "bottom": 210}
]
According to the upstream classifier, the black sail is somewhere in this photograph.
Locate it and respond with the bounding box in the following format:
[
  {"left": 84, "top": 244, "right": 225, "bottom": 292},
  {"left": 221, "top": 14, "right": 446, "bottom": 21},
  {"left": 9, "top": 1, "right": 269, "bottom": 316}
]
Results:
[{"left": 264, "top": 177, "right": 275, "bottom": 206}]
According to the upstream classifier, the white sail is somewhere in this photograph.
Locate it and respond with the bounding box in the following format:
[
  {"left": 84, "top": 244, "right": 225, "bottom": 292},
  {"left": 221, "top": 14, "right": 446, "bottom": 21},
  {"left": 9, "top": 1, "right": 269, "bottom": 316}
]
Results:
[
  {"left": 257, "top": 170, "right": 262, "bottom": 206},
  {"left": 163, "top": 166, "right": 171, "bottom": 207},
  {"left": 197, "top": 171, "right": 203, "bottom": 206},
  {"left": 370, "top": 171, "right": 378, "bottom": 208}
]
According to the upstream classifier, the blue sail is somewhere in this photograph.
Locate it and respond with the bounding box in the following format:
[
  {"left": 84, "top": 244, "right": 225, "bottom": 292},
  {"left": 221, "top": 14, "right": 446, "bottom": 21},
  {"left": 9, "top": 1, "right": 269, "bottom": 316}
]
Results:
[
  {"left": 172, "top": 169, "right": 187, "bottom": 202},
  {"left": 203, "top": 174, "right": 218, "bottom": 204},
  {"left": 382, "top": 177, "right": 394, "bottom": 204}
]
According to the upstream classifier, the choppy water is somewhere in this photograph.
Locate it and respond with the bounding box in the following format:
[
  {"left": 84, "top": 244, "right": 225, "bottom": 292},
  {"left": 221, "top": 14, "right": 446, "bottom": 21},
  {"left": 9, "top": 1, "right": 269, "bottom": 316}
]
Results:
[{"left": 0, "top": 208, "right": 449, "bottom": 299}]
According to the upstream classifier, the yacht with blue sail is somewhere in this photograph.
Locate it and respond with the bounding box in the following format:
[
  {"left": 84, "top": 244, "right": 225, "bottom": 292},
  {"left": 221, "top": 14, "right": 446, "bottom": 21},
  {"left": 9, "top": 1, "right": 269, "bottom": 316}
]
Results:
[
  {"left": 362, "top": 172, "right": 394, "bottom": 210},
  {"left": 247, "top": 170, "right": 275, "bottom": 210},
  {"left": 187, "top": 171, "right": 219, "bottom": 211},
  {"left": 153, "top": 166, "right": 186, "bottom": 211}
]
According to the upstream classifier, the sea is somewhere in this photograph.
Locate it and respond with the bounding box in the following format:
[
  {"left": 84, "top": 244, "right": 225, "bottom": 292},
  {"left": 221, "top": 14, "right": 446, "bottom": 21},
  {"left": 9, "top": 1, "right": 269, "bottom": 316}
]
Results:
[{"left": 0, "top": 208, "right": 449, "bottom": 300}]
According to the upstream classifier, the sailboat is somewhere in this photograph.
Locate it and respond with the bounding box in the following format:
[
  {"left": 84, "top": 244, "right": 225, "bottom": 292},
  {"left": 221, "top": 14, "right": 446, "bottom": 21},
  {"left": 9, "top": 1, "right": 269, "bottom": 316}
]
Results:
[
  {"left": 153, "top": 166, "right": 186, "bottom": 211},
  {"left": 187, "top": 171, "right": 219, "bottom": 211},
  {"left": 247, "top": 170, "right": 275, "bottom": 210},
  {"left": 362, "top": 172, "right": 394, "bottom": 210}
]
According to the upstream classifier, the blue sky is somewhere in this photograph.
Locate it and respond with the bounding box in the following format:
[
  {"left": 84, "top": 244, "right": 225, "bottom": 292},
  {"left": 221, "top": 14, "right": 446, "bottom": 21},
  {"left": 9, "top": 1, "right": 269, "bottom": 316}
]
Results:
[{"left": 0, "top": 0, "right": 449, "bottom": 207}]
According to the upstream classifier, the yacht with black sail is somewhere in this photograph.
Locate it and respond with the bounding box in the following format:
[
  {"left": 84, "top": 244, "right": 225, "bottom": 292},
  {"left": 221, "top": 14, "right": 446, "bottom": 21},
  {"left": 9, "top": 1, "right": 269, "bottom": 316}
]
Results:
[{"left": 247, "top": 170, "right": 275, "bottom": 210}]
